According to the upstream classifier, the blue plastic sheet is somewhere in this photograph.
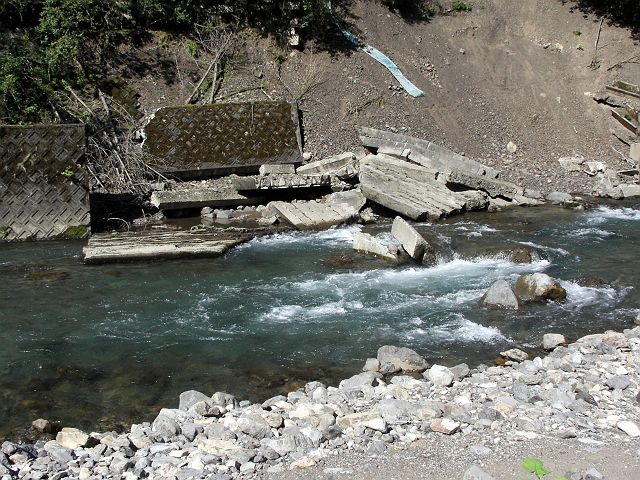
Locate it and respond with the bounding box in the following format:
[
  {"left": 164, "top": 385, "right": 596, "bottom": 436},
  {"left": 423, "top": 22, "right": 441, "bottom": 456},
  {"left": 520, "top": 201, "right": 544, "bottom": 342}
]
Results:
[{"left": 328, "top": 2, "right": 424, "bottom": 98}]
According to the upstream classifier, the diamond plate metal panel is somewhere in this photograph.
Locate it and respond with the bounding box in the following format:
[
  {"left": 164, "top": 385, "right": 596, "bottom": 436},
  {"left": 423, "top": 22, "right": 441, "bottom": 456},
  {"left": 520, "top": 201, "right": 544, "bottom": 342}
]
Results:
[
  {"left": 144, "top": 101, "right": 303, "bottom": 176},
  {"left": 0, "top": 124, "right": 90, "bottom": 241}
]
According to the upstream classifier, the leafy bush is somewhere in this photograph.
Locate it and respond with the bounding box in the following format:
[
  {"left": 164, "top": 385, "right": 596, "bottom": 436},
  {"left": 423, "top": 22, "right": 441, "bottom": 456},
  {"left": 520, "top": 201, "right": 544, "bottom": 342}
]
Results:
[{"left": 452, "top": 2, "right": 472, "bottom": 12}]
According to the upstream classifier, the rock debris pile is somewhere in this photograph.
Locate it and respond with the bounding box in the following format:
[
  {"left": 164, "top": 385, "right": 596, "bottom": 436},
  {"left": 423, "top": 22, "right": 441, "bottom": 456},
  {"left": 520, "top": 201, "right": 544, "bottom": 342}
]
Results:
[{"left": 2, "top": 327, "right": 639, "bottom": 479}]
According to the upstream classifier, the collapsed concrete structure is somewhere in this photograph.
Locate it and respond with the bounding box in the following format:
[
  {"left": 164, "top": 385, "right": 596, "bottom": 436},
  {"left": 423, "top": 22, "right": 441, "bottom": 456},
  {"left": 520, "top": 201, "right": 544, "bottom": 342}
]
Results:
[{"left": 82, "top": 127, "right": 544, "bottom": 263}]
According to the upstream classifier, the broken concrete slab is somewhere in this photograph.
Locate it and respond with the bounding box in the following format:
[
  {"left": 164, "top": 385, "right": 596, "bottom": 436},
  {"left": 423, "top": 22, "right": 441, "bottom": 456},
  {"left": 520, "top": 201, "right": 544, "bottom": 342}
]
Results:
[
  {"left": 296, "top": 152, "right": 357, "bottom": 177},
  {"left": 150, "top": 188, "right": 263, "bottom": 211},
  {"left": 145, "top": 102, "right": 303, "bottom": 179},
  {"left": 259, "top": 164, "right": 296, "bottom": 175},
  {"left": 352, "top": 232, "right": 403, "bottom": 263},
  {"left": 359, "top": 154, "right": 470, "bottom": 221},
  {"left": 83, "top": 231, "right": 245, "bottom": 264},
  {"left": 326, "top": 190, "right": 367, "bottom": 211},
  {"left": 357, "top": 126, "right": 499, "bottom": 178},
  {"left": 232, "top": 174, "right": 333, "bottom": 191},
  {"left": 457, "top": 190, "right": 490, "bottom": 211},
  {"left": 510, "top": 194, "right": 544, "bottom": 207},
  {"left": 391, "top": 216, "right": 427, "bottom": 261},
  {"left": 619, "top": 184, "right": 640, "bottom": 197},
  {"left": 442, "top": 169, "right": 524, "bottom": 199},
  {"left": 630, "top": 142, "right": 640, "bottom": 164},
  {"left": 267, "top": 200, "right": 358, "bottom": 230},
  {"left": 487, "top": 197, "right": 516, "bottom": 212}
]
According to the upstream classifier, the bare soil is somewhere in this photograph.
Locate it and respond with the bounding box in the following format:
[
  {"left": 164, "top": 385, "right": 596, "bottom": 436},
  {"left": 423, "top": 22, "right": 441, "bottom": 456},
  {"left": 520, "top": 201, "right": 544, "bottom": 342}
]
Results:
[
  {"left": 262, "top": 434, "right": 640, "bottom": 480},
  {"left": 118, "top": 1, "right": 640, "bottom": 194}
]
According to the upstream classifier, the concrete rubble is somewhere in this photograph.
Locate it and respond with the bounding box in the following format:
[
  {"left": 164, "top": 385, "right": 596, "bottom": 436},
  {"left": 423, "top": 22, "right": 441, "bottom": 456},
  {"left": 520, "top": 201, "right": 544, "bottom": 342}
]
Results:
[
  {"left": 83, "top": 231, "right": 250, "bottom": 264},
  {"left": 89, "top": 128, "right": 602, "bottom": 264},
  {"left": 265, "top": 200, "right": 359, "bottom": 230},
  {"left": 352, "top": 232, "right": 405, "bottom": 263}
]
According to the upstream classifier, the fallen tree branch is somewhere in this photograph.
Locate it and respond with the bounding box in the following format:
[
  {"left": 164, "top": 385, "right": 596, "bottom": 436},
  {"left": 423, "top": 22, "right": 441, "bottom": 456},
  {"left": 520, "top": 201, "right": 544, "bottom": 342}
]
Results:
[{"left": 607, "top": 53, "right": 640, "bottom": 71}]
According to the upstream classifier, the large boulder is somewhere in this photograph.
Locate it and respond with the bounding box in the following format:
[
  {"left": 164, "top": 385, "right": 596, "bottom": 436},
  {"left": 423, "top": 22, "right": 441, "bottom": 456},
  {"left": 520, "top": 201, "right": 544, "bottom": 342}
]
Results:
[
  {"left": 480, "top": 279, "right": 520, "bottom": 309},
  {"left": 179, "top": 390, "right": 211, "bottom": 411},
  {"left": 56, "top": 428, "right": 90, "bottom": 450},
  {"left": 515, "top": 273, "right": 567, "bottom": 302},
  {"left": 377, "top": 345, "right": 429, "bottom": 372}
]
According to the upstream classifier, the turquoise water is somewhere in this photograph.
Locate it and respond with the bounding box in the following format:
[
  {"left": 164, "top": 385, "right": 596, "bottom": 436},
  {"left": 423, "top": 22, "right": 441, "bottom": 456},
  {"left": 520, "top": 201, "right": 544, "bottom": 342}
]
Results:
[{"left": 0, "top": 202, "right": 639, "bottom": 437}]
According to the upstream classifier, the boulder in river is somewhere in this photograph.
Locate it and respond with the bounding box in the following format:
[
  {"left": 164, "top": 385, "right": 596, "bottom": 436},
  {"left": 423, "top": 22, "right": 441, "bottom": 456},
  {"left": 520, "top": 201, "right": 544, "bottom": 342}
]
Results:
[
  {"left": 515, "top": 273, "right": 567, "bottom": 302},
  {"left": 377, "top": 345, "right": 429, "bottom": 372},
  {"left": 542, "top": 333, "right": 567, "bottom": 350},
  {"left": 480, "top": 279, "right": 520, "bottom": 309}
]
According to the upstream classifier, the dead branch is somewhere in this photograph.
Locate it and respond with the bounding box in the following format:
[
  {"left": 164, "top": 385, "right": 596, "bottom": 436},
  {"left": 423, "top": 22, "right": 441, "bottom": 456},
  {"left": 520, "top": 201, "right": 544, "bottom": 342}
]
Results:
[
  {"left": 185, "top": 24, "right": 238, "bottom": 105},
  {"left": 607, "top": 53, "right": 640, "bottom": 71},
  {"left": 594, "top": 17, "right": 604, "bottom": 50},
  {"left": 186, "top": 56, "right": 219, "bottom": 104}
]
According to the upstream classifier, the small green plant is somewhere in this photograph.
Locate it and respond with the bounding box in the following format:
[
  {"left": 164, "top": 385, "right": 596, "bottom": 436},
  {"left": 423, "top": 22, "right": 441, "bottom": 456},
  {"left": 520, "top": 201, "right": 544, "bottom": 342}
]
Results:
[
  {"left": 573, "top": 27, "right": 582, "bottom": 36},
  {"left": 272, "top": 53, "right": 286, "bottom": 64},
  {"left": 1, "top": 226, "right": 12, "bottom": 240},
  {"left": 174, "top": 6, "right": 190, "bottom": 24},
  {"left": 425, "top": 1, "right": 444, "bottom": 16},
  {"left": 185, "top": 41, "right": 198, "bottom": 58},
  {"left": 576, "top": 44, "right": 584, "bottom": 51},
  {"left": 452, "top": 1, "right": 472, "bottom": 11},
  {"left": 60, "top": 166, "right": 74, "bottom": 179},
  {"left": 521, "top": 458, "right": 568, "bottom": 480},
  {"left": 157, "top": 36, "right": 169, "bottom": 49}
]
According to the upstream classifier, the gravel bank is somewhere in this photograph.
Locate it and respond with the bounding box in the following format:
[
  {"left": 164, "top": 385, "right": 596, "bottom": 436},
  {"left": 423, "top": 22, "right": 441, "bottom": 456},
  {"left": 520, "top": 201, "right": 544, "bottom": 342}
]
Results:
[{"left": 2, "top": 324, "right": 639, "bottom": 479}]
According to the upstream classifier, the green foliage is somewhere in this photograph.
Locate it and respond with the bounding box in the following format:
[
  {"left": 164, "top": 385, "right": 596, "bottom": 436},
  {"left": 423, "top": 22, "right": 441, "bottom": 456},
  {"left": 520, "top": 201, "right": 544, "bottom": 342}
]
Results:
[
  {"left": 0, "top": 0, "right": 438, "bottom": 124},
  {"left": 425, "top": 1, "right": 444, "bottom": 16},
  {"left": 520, "top": 457, "right": 569, "bottom": 480},
  {"left": 61, "top": 225, "right": 88, "bottom": 238},
  {"left": 185, "top": 40, "right": 198, "bottom": 57},
  {"left": 576, "top": 43, "right": 584, "bottom": 50},
  {"left": 573, "top": 27, "right": 582, "bottom": 36},
  {"left": 60, "top": 166, "right": 75, "bottom": 178},
  {"left": 522, "top": 458, "right": 551, "bottom": 478},
  {"left": 452, "top": 1, "right": 472, "bottom": 12}
]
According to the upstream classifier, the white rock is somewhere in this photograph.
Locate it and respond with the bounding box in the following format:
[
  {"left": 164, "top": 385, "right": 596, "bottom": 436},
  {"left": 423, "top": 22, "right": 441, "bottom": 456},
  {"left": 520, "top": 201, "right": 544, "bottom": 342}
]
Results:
[
  {"left": 430, "top": 418, "right": 460, "bottom": 435},
  {"left": 363, "top": 358, "right": 380, "bottom": 372},
  {"left": 56, "top": 427, "right": 90, "bottom": 450},
  {"left": 426, "top": 364, "right": 455, "bottom": 387},
  {"left": 290, "top": 456, "right": 317, "bottom": 470},
  {"left": 506, "top": 141, "right": 517, "bottom": 154},
  {"left": 617, "top": 420, "right": 640, "bottom": 437},
  {"left": 543, "top": 333, "right": 567, "bottom": 350}
]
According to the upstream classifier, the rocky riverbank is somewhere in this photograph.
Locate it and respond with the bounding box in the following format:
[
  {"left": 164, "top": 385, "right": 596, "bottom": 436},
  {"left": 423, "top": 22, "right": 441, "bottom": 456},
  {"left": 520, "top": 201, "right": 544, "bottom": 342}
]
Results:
[{"left": 2, "top": 322, "right": 639, "bottom": 479}]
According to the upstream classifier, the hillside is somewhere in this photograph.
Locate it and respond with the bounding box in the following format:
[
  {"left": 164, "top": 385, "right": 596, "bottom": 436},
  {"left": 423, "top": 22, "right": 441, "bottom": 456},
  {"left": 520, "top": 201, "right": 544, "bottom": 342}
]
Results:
[
  {"left": 2, "top": 1, "right": 639, "bottom": 194},
  {"left": 109, "top": 0, "right": 640, "bottom": 193}
]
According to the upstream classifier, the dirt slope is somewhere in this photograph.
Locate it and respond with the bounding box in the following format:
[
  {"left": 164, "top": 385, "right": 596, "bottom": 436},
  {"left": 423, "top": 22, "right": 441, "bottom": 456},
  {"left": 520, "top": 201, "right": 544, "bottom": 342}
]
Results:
[{"left": 125, "top": 0, "right": 640, "bottom": 194}]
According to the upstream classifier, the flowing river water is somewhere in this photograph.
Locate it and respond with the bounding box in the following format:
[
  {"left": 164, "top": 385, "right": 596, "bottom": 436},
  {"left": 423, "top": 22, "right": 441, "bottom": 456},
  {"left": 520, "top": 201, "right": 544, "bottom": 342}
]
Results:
[{"left": 1, "top": 202, "right": 639, "bottom": 438}]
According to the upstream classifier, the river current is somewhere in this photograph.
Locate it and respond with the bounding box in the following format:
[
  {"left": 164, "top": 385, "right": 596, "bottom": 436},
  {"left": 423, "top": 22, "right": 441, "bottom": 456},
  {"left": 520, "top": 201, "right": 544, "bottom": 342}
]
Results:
[{"left": 0, "top": 202, "right": 638, "bottom": 437}]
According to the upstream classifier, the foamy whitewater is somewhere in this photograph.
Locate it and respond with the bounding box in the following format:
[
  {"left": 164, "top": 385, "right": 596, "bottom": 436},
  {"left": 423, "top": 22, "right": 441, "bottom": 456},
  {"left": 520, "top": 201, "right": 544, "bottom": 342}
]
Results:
[{"left": 0, "top": 202, "right": 638, "bottom": 434}]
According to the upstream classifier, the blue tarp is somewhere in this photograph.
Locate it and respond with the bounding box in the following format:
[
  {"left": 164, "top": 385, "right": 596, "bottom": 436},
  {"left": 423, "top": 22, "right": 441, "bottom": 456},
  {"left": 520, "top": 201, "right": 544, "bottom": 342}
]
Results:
[{"left": 329, "top": 2, "right": 424, "bottom": 98}]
